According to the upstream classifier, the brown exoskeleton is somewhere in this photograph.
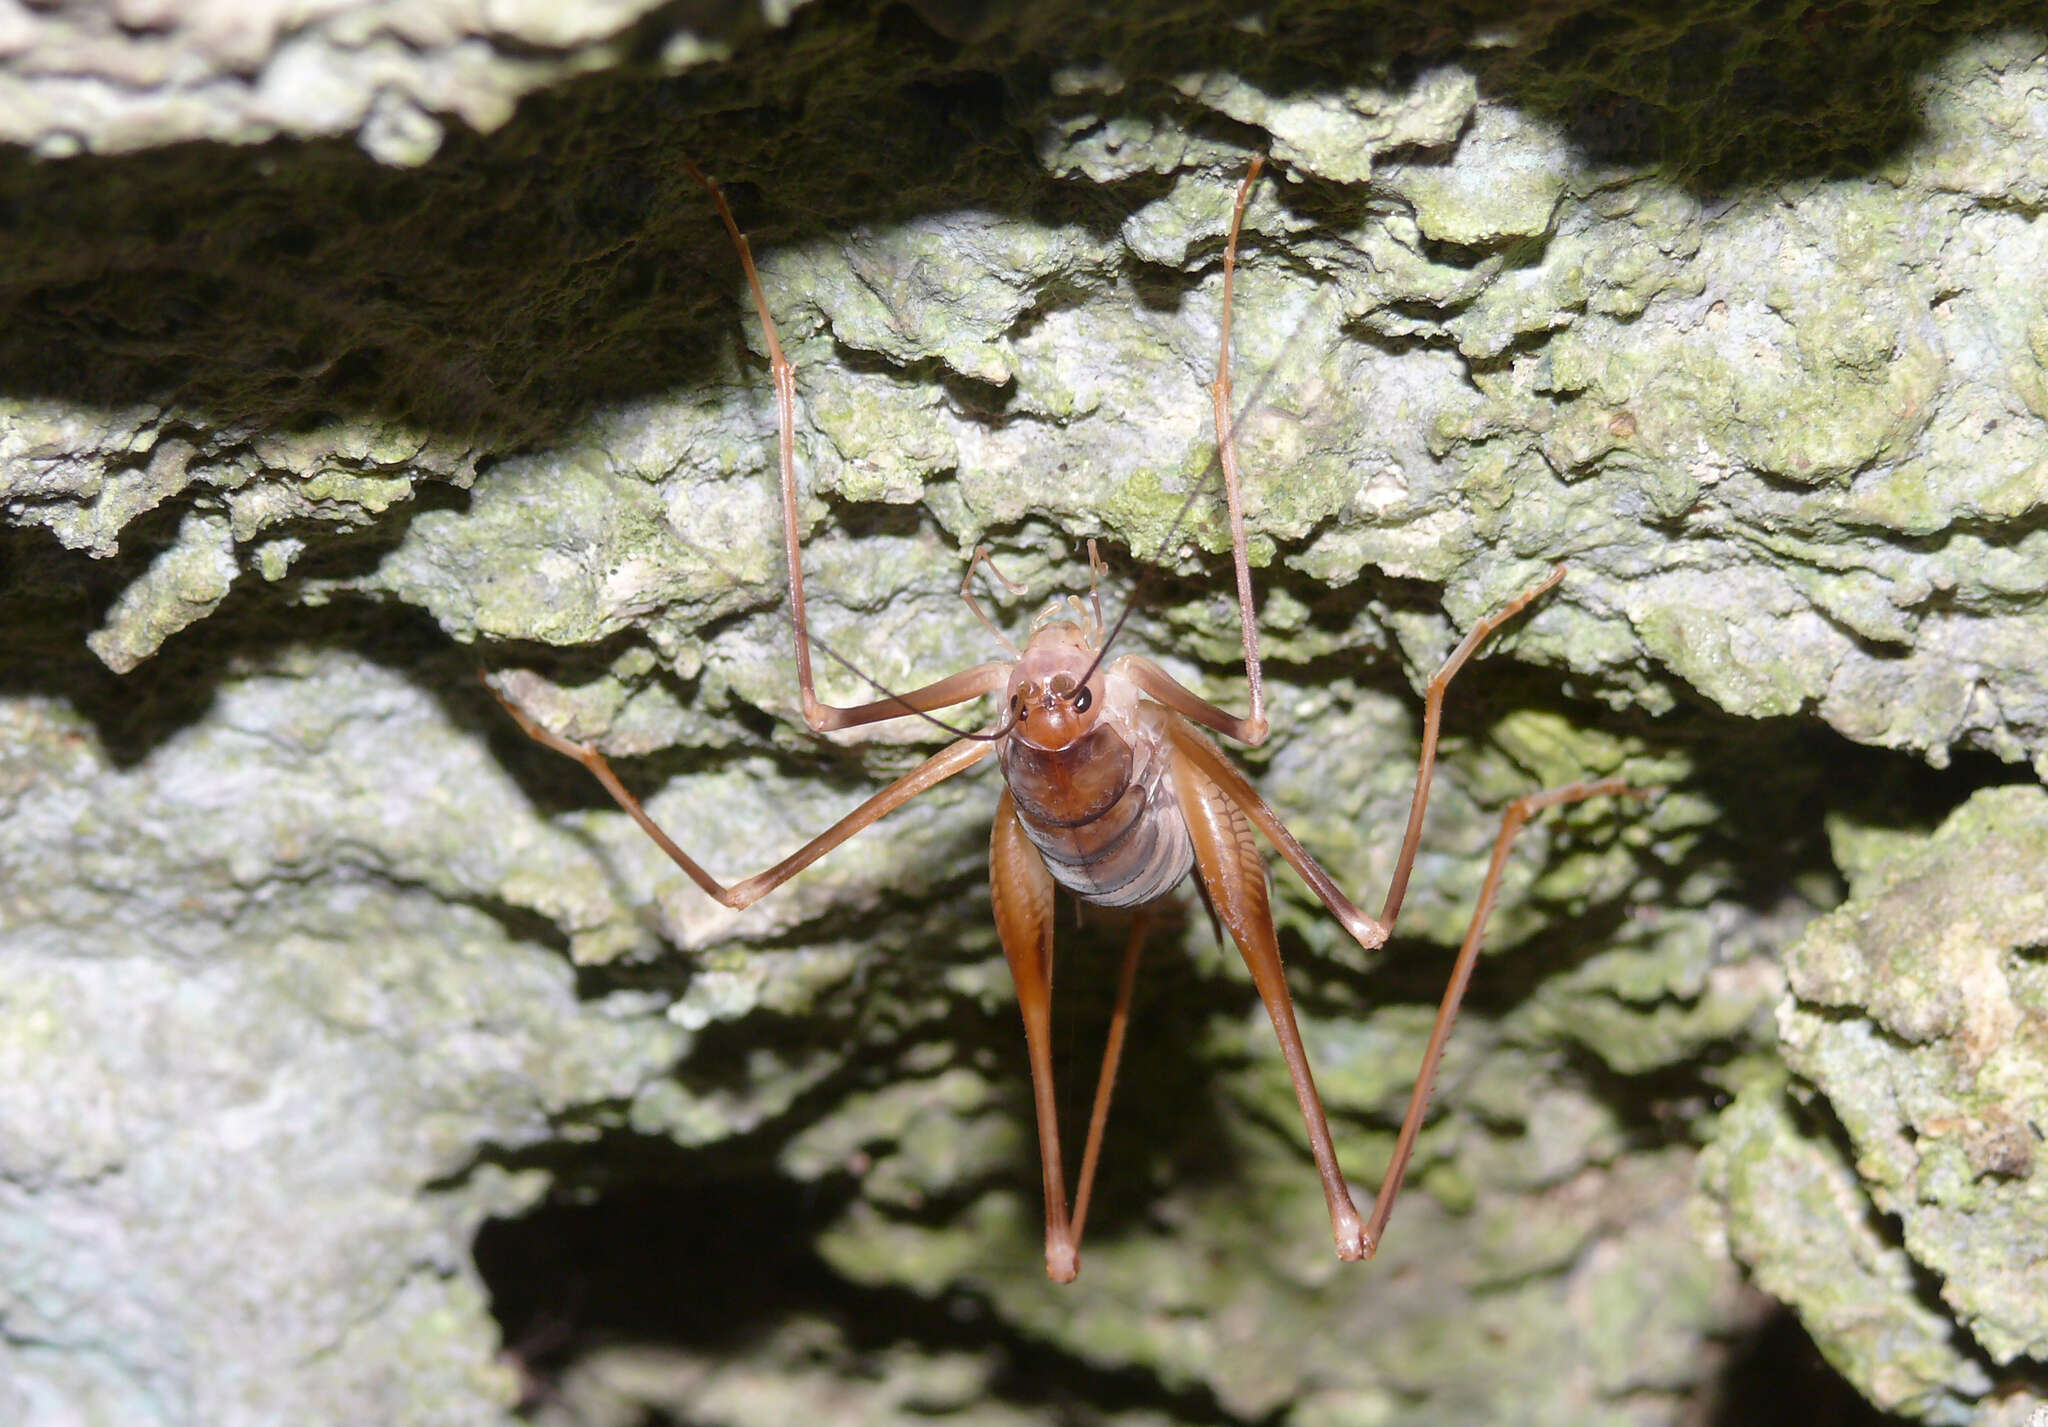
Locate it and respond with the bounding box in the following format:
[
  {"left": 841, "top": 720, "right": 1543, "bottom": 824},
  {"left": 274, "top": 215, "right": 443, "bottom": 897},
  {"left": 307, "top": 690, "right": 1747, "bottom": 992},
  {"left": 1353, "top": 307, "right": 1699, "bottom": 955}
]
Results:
[{"left": 491, "top": 158, "right": 1631, "bottom": 1282}]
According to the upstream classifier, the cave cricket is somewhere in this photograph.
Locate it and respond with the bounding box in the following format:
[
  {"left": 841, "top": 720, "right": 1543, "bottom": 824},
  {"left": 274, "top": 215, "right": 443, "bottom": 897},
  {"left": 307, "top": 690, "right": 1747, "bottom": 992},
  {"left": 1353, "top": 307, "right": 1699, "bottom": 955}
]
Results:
[{"left": 490, "top": 156, "right": 1635, "bottom": 1282}]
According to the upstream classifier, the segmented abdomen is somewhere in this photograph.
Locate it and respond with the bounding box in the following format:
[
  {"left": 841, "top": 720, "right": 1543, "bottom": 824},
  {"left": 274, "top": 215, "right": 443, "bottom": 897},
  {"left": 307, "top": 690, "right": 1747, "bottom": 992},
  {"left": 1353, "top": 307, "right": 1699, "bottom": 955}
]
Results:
[{"left": 999, "top": 713, "right": 1193, "bottom": 909}]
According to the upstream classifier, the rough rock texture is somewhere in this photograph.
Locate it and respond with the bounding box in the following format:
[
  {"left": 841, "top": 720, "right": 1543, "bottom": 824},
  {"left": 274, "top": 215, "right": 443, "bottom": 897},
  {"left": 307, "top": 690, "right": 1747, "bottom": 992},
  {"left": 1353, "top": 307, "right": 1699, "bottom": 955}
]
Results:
[
  {"left": 3, "top": 2, "right": 2046, "bottom": 1424},
  {"left": 1701, "top": 785, "right": 2048, "bottom": 1425}
]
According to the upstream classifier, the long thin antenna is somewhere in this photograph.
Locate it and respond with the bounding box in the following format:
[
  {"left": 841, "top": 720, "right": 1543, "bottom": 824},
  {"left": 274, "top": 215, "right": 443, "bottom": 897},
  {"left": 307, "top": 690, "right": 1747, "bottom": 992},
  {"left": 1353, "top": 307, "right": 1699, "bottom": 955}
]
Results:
[
  {"left": 805, "top": 625, "right": 1015, "bottom": 742},
  {"left": 1076, "top": 227, "right": 1297, "bottom": 689},
  {"left": 594, "top": 161, "right": 1288, "bottom": 746},
  {"left": 666, "top": 533, "right": 1010, "bottom": 742}
]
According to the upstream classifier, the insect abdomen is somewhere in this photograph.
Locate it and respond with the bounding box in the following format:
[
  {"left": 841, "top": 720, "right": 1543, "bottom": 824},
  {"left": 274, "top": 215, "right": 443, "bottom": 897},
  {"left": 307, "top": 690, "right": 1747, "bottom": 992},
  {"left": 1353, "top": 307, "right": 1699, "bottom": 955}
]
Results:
[{"left": 1001, "top": 717, "right": 1194, "bottom": 908}]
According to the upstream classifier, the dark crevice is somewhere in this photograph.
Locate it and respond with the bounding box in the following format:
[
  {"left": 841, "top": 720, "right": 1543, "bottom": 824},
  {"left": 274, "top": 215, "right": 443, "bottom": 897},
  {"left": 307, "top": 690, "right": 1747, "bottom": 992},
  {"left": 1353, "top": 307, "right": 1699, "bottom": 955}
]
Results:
[
  {"left": 9, "top": 8, "right": 2043, "bottom": 1426},
  {"left": 1703, "top": 1304, "right": 1903, "bottom": 1427},
  {"left": 0, "top": 0, "right": 2012, "bottom": 467},
  {"left": 475, "top": 1172, "right": 1260, "bottom": 1427}
]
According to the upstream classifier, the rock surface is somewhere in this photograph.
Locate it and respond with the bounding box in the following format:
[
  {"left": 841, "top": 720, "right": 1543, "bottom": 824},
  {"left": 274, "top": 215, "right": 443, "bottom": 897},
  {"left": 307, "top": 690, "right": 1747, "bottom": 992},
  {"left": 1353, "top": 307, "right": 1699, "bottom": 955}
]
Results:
[{"left": 3, "top": 2, "right": 2046, "bottom": 1423}]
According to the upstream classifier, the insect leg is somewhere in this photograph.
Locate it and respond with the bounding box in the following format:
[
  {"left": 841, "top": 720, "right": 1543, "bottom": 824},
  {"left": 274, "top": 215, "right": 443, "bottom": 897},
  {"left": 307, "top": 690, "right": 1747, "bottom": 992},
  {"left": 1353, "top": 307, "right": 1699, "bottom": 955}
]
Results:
[
  {"left": 688, "top": 161, "right": 990, "bottom": 735},
  {"left": 1151, "top": 561, "right": 1570, "bottom": 943},
  {"left": 490, "top": 675, "right": 996, "bottom": 910},
  {"left": 1206, "top": 155, "right": 1270, "bottom": 747},
  {"left": 1361, "top": 778, "right": 1637, "bottom": 1257},
  {"left": 1163, "top": 713, "right": 1387, "bottom": 955},
  {"left": 1377, "top": 564, "right": 1567, "bottom": 929},
  {"left": 1119, "top": 653, "right": 1278, "bottom": 750},
  {"left": 776, "top": 661, "right": 1013, "bottom": 731},
  {"left": 1070, "top": 912, "right": 1147, "bottom": 1252},
  {"left": 1170, "top": 732, "right": 1368, "bottom": 1262},
  {"left": 991, "top": 791, "right": 1083, "bottom": 1281}
]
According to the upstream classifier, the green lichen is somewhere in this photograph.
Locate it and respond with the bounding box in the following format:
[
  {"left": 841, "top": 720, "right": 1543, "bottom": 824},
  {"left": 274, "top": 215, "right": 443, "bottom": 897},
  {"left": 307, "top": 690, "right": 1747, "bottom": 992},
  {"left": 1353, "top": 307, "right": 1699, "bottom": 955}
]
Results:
[
  {"left": 8, "top": 3, "right": 2048, "bottom": 1424},
  {"left": 1702, "top": 786, "right": 2048, "bottom": 1418}
]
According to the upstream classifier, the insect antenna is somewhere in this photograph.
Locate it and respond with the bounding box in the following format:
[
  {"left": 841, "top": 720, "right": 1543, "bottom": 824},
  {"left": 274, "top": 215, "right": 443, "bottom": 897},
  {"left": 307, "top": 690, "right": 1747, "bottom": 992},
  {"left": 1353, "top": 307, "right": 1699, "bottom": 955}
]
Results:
[
  {"left": 673, "top": 158, "right": 1290, "bottom": 741},
  {"left": 655, "top": 532, "right": 1015, "bottom": 743},
  {"left": 804, "top": 624, "right": 1017, "bottom": 742},
  {"left": 1075, "top": 320, "right": 1296, "bottom": 692}
]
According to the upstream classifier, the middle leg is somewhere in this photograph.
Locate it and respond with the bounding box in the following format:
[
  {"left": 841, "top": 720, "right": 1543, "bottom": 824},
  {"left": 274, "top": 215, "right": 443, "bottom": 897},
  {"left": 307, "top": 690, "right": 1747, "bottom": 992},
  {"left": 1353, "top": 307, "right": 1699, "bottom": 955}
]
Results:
[{"left": 690, "top": 162, "right": 1007, "bottom": 736}]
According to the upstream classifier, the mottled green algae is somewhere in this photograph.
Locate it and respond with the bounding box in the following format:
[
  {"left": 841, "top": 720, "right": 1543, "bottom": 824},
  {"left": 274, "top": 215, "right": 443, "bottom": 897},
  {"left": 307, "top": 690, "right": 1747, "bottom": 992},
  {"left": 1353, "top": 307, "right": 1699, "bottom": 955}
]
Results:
[
  {"left": 0, "top": 658, "right": 685, "bottom": 1426},
  {"left": 1702, "top": 786, "right": 2048, "bottom": 1418},
  {"left": 823, "top": 1142, "right": 1741, "bottom": 1427},
  {"left": 1701, "top": 1081, "right": 1993, "bottom": 1424},
  {"left": 8, "top": 3, "right": 2048, "bottom": 1425}
]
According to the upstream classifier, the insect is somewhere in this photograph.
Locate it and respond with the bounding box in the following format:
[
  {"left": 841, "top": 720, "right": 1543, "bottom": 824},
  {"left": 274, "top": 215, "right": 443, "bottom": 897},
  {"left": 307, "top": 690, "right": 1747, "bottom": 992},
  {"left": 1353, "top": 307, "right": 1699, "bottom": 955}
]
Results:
[{"left": 491, "top": 157, "right": 1632, "bottom": 1282}]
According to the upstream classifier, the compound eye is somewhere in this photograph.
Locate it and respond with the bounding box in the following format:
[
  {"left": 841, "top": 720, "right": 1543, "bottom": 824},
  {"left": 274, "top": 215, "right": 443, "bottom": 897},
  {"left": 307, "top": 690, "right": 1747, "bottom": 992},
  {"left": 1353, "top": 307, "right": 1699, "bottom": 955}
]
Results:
[{"left": 1071, "top": 684, "right": 1093, "bottom": 713}]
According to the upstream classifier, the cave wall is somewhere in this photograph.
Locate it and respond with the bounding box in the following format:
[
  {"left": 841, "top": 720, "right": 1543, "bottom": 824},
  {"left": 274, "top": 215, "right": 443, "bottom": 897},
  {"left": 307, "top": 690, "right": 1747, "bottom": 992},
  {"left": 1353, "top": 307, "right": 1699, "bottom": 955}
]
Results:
[{"left": 4, "top": 3, "right": 2047, "bottom": 1424}]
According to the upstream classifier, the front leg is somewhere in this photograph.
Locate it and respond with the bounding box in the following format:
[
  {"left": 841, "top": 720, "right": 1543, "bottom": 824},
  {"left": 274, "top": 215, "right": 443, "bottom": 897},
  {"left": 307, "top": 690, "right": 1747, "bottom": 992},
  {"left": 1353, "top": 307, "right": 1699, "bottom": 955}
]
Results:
[
  {"left": 490, "top": 674, "right": 996, "bottom": 910},
  {"left": 689, "top": 162, "right": 1013, "bottom": 737}
]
